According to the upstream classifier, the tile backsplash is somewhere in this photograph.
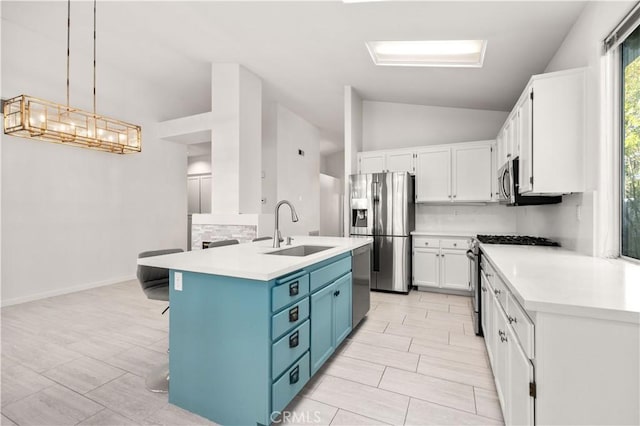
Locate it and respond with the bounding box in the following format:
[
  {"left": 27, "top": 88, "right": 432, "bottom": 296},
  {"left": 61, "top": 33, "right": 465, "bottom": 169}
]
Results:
[
  {"left": 415, "top": 204, "right": 517, "bottom": 234},
  {"left": 191, "top": 224, "right": 257, "bottom": 250}
]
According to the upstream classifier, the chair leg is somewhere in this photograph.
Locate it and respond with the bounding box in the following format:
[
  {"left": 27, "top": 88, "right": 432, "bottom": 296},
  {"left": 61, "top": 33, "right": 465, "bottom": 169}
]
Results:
[{"left": 145, "top": 362, "right": 169, "bottom": 393}]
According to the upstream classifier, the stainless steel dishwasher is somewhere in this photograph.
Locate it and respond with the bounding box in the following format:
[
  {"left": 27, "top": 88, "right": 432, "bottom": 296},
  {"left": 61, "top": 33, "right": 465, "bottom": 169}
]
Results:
[{"left": 352, "top": 243, "right": 371, "bottom": 327}]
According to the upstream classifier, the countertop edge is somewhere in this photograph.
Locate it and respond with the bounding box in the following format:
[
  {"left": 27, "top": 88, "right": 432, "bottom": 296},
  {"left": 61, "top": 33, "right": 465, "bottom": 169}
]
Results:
[
  {"left": 411, "top": 231, "right": 474, "bottom": 238},
  {"left": 137, "top": 238, "right": 372, "bottom": 281}
]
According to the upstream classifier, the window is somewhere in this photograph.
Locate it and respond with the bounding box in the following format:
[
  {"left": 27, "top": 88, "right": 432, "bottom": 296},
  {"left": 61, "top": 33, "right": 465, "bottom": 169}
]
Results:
[{"left": 622, "top": 26, "right": 640, "bottom": 260}]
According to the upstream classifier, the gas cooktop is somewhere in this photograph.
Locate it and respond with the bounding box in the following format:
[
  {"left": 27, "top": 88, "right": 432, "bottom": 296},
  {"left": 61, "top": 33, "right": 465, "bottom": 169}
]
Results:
[{"left": 476, "top": 235, "right": 560, "bottom": 247}]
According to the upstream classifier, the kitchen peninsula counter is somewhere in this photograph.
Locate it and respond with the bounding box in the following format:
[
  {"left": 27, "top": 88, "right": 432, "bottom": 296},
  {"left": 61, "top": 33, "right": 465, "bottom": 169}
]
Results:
[{"left": 137, "top": 236, "right": 371, "bottom": 425}]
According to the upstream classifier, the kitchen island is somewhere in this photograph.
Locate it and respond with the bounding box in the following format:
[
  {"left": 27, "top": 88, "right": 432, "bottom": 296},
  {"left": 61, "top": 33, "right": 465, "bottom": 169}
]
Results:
[{"left": 137, "top": 236, "right": 372, "bottom": 425}]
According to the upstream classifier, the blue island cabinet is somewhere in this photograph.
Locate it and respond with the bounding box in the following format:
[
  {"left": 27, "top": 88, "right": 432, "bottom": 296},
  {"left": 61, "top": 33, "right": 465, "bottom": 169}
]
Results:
[{"left": 168, "top": 252, "right": 353, "bottom": 425}]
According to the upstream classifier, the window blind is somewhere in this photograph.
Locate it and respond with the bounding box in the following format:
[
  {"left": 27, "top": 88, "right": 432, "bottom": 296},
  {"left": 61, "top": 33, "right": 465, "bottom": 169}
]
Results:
[{"left": 604, "top": 2, "right": 640, "bottom": 52}]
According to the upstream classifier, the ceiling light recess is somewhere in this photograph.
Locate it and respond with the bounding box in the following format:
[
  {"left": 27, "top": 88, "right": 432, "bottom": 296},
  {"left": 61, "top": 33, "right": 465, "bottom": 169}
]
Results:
[
  {"left": 366, "top": 40, "right": 487, "bottom": 68},
  {"left": 2, "top": 0, "right": 141, "bottom": 154}
]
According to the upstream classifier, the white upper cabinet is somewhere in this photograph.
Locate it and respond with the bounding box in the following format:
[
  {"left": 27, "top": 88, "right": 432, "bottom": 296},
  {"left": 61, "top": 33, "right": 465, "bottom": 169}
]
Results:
[
  {"left": 415, "top": 140, "right": 494, "bottom": 204},
  {"left": 358, "top": 152, "right": 386, "bottom": 174},
  {"left": 415, "top": 147, "right": 451, "bottom": 203},
  {"left": 386, "top": 151, "right": 415, "bottom": 173},
  {"left": 501, "top": 68, "right": 585, "bottom": 195},
  {"left": 357, "top": 150, "right": 415, "bottom": 174},
  {"left": 453, "top": 144, "right": 493, "bottom": 202}
]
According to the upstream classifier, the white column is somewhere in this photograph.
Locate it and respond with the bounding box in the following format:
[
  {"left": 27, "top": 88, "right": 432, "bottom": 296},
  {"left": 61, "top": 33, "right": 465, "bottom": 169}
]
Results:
[
  {"left": 210, "top": 64, "right": 262, "bottom": 214},
  {"left": 344, "top": 86, "right": 363, "bottom": 236}
]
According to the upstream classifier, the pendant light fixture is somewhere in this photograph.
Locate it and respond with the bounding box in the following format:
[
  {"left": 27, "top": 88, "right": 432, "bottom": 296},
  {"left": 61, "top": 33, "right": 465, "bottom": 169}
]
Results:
[{"left": 2, "top": 0, "right": 141, "bottom": 153}]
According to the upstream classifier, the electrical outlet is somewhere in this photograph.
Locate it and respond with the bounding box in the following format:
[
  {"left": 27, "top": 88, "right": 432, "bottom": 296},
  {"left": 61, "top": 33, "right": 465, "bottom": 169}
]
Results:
[{"left": 174, "top": 272, "right": 183, "bottom": 291}]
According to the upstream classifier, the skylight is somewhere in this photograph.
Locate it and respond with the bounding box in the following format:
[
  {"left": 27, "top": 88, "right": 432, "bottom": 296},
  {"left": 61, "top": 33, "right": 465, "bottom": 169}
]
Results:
[{"left": 366, "top": 40, "right": 487, "bottom": 68}]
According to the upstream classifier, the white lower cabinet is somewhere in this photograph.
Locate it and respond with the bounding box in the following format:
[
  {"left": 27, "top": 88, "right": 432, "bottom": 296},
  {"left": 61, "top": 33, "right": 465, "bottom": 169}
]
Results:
[
  {"left": 413, "top": 248, "right": 439, "bottom": 287},
  {"left": 413, "top": 236, "right": 470, "bottom": 291},
  {"left": 507, "top": 325, "right": 535, "bottom": 426},
  {"left": 481, "top": 260, "right": 534, "bottom": 426},
  {"left": 440, "top": 249, "right": 469, "bottom": 290}
]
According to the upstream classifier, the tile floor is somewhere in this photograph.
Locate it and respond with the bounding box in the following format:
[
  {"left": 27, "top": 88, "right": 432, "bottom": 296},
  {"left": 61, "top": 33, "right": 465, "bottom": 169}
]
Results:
[{"left": 1, "top": 281, "right": 503, "bottom": 425}]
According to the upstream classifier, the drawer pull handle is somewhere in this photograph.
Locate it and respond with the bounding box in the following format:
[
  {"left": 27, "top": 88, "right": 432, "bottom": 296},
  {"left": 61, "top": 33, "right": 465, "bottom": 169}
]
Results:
[
  {"left": 289, "top": 331, "right": 299, "bottom": 348},
  {"left": 508, "top": 316, "right": 517, "bottom": 324},
  {"left": 289, "top": 281, "right": 299, "bottom": 297},
  {"left": 334, "top": 290, "right": 341, "bottom": 297},
  {"left": 500, "top": 336, "right": 508, "bottom": 343},
  {"left": 424, "top": 242, "right": 429, "bottom": 246},
  {"left": 494, "top": 289, "right": 501, "bottom": 295},
  {"left": 289, "top": 306, "right": 299, "bottom": 323},
  {"left": 498, "top": 329, "right": 505, "bottom": 337},
  {"left": 453, "top": 243, "right": 457, "bottom": 247},
  {"left": 289, "top": 366, "right": 300, "bottom": 385}
]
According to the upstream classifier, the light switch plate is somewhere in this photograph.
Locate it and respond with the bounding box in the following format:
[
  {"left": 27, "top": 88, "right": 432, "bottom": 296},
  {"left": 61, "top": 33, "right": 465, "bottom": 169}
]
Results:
[{"left": 174, "top": 272, "right": 183, "bottom": 291}]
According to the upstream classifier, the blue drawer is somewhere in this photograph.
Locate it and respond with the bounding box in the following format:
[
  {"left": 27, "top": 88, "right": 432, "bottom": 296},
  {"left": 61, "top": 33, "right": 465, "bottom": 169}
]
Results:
[
  {"left": 272, "top": 351, "right": 310, "bottom": 414},
  {"left": 272, "top": 273, "right": 310, "bottom": 313},
  {"left": 272, "top": 298, "right": 309, "bottom": 340},
  {"left": 272, "top": 320, "right": 310, "bottom": 380},
  {"left": 309, "top": 257, "right": 351, "bottom": 292}
]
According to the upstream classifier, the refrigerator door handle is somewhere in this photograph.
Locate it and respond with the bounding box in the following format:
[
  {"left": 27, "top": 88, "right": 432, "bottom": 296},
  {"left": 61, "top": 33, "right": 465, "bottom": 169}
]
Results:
[{"left": 373, "top": 237, "right": 379, "bottom": 272}]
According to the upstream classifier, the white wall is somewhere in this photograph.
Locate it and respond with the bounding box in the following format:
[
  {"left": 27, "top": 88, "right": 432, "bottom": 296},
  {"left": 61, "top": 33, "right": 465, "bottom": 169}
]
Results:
[
  {"left": 187, "top": 154, "right": 212, "bottom": 175},
  {"left": 1, "top": 11, "right": 188, "bottom": 306},
  {"left": 362, "top": 101, "right": 508, "bottom": 151},
  {"left": 416, "top": 204, "right": 517, "bottom": 235},
  {"left": 515, "top": 1, "right": 634, "bottom": 255},
  {"left": 320, "top": 174, "right": 342, "bottom": 237},
  {"left": 275, "top": 105, "right": 321, "bottom": 237},
  {"left": 1, "top": 126, "right": 187, "bottom": 306},
  {"left": 320, "top": 151, "right": 345, "bottom": 181}
]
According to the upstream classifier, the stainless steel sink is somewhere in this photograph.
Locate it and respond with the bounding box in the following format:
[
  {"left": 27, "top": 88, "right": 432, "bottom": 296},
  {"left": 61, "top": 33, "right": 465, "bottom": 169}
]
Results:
[{"left": 265, "top": 245, "right": 335, "bottom": 257}]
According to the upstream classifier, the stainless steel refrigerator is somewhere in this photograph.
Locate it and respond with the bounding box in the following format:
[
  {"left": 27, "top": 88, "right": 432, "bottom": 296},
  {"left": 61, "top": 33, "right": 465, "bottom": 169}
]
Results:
[{"left": 349, "top": 172, "right": 414, "bottom": 293}]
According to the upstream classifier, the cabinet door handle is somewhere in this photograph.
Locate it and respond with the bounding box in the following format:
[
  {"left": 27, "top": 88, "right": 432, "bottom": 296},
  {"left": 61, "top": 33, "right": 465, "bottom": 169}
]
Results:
[
  {"left": 289, "top": 331, "right": 299, "bottom": 348},
  {"left": 334, "top": 290, "right": 341, "bottom": 297},
  {"left": 289, "top": 306, "right": 299, "bottom": 323},
  {"left": 289, "top": 365, "right": 300, "bottom": 384},
  {"left": 500, "top": 336, "right": 508, "bottom": 343},
  {"left": 453, "top": 243, "right": 457, "bottom": 247},
  {"left": 289, "top": 281, "right": 299, "bottom": 297},
  {"left": 424, "top": 242, "right": 429, "bottom": 246},
  {"left": 494, "top": 289, "right": 501, "bottom": 295},
  {"left": 441, "top": 254, "right": 445, "bottom": 257},
  {"left": 508, "top": 316, "right": 517, "bottom": 324},
  {"left": 498, "top": 329, "right": 505, "bottom": 337},
  {"left": 453, "top": 195, "right": 457, "bottom": 198}
]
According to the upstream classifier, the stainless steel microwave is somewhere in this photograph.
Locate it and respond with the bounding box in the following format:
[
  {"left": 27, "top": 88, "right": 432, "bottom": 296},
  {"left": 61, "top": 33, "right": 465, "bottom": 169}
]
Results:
[{"left": 498, "top": 157, "right": 561, "bottom": 206}]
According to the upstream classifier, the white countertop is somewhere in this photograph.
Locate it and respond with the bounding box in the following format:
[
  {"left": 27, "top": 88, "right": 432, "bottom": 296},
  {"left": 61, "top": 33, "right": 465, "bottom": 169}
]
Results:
[
  {"left": 411, "top": 231, "right": 474, "bottom": 238},
  {"left": 480, "top": 244, "right": 640, "bottom": 323},
  {"left": 137, "top": 236, "right": 372, "bottom": 281}
]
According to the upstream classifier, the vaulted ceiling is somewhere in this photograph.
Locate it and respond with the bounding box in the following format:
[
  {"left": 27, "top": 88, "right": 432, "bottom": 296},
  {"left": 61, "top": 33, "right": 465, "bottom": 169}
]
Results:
[{"left": 2, "top": 1, "right": 587, "bottom": 153}]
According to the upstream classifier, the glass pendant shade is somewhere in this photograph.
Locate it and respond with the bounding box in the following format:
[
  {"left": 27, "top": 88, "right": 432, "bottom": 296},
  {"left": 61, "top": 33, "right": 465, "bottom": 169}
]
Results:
[{"left": 3, "top": 95, "right": 141, "bottom": 154}]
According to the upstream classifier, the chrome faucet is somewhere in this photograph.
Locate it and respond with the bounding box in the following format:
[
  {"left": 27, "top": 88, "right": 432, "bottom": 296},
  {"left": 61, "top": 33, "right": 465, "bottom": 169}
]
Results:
[{"left": 273, "top": 200, "right": 299, "bottom": 248}]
